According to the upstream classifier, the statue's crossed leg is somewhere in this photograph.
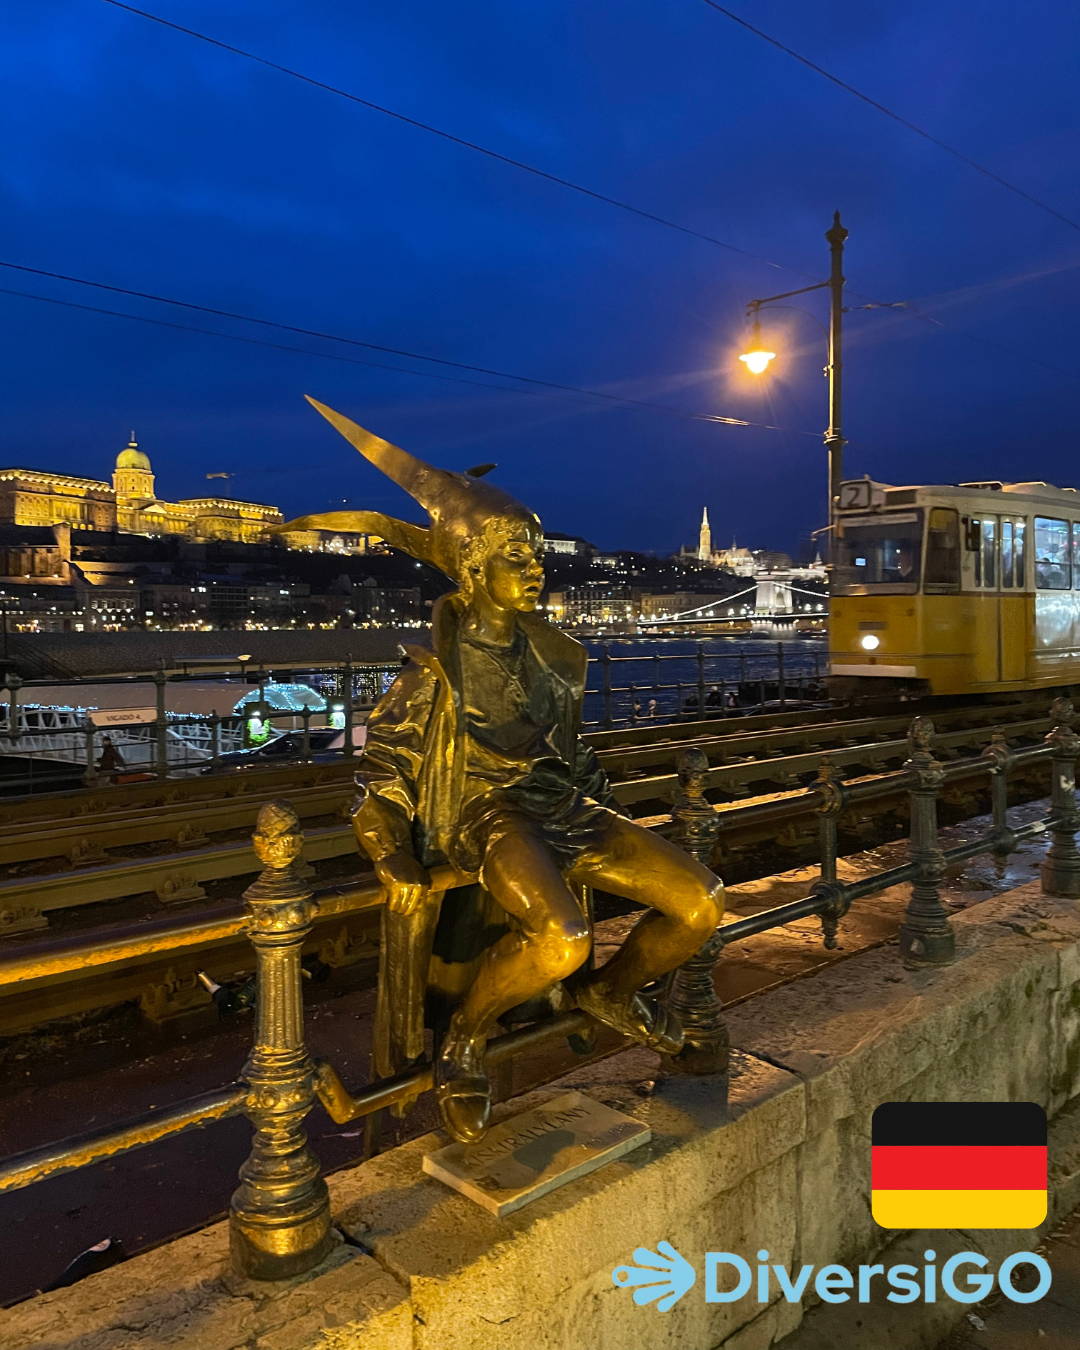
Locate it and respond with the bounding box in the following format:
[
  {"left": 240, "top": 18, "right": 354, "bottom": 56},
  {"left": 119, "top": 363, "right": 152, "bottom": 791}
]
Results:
[{"left": 436, "top": 810, "right": 724, "bottom": 1142}]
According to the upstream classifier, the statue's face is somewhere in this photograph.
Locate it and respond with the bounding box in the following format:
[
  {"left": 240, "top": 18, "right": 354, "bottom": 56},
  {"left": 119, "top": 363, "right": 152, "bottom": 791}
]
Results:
[{"left": 482, "top": 528, "right": 545, "bottom": 611}]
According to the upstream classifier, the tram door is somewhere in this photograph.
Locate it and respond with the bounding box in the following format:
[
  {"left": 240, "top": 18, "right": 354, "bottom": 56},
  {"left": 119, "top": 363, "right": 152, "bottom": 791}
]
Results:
[
  {"left": 998, "top": 515, "right": 1027, "bottom": 681},
  {"left": 970, "top": 516, "right": 1000, "bottom": 683},
  {"left": 969, "top": 513, "right": 1027, "bottom": 683}
]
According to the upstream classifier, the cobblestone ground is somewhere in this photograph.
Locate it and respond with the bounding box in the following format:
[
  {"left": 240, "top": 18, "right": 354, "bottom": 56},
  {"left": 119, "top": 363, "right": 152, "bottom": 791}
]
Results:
[{"left": 936, "top": 1204, "right": 1080, "bottom": 1350}]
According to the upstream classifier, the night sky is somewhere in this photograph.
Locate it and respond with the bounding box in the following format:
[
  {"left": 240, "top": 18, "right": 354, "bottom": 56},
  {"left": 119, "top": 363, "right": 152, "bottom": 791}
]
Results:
[{"left": 2, "top": 1, "right": 1079, "bottom": 557}]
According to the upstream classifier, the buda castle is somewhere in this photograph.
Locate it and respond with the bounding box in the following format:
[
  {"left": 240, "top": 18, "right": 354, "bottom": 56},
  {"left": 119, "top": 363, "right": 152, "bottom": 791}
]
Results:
[{"left": 0, "top": 440, "right": 286, "bottom": 545}]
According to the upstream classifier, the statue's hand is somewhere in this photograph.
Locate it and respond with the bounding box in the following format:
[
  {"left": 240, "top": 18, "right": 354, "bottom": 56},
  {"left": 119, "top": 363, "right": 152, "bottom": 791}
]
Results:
[{"left": 375, "top": 851, "right": 430, "bottom": 916}]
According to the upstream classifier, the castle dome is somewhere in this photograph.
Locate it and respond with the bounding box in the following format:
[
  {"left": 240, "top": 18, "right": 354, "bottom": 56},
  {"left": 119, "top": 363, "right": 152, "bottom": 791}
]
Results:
[{"left": 116, "top": 439, "right": 151, "bottom": 471}]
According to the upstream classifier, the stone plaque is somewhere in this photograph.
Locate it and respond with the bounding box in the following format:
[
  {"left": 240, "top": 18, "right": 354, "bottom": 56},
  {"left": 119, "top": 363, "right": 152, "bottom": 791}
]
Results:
[{"left": 422, "top": 1090, "right": 651, "bottom": 1217}]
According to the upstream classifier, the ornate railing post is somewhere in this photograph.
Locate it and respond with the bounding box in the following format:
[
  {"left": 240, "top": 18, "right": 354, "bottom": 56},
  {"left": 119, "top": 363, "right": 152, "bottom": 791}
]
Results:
[
  {"left": 814, "top": 757, "right": 846, "bottom": 886},
  {"left": 982, "top": 728, "right": 1015, "bottom": 870},
  {"left": 899, "top": 716, "right": 954, "bottom": 968},
  {"left": 811, "top": 757, "right": 850, "bottom": 946},
  {"left": 230, "top": 801, "right": 332, "bottom": 1280},
  {"left": 665, "top": 747, "right": 729, "bottom": 1076},
  {"left": 1041, "top": 697, "right": 1080, "bottom": 897}
]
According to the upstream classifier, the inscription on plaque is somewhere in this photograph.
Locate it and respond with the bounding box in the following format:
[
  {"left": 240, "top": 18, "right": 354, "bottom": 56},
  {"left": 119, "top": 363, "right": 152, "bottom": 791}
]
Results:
[{"left": 422, "top": 1090, "right": 652, "bottom": 1217}]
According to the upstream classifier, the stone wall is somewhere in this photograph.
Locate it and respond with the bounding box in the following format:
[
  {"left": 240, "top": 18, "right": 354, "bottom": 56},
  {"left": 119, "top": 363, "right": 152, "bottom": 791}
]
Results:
[{"left": 4, "top": 878, "right": 1080, "bottom": 1350}]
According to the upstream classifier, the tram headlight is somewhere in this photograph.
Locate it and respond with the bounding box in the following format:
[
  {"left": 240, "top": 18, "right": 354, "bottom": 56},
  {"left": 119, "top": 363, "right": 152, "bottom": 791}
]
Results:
[{"left": 860, "top": 634, "right": 881, "bottom": 651}]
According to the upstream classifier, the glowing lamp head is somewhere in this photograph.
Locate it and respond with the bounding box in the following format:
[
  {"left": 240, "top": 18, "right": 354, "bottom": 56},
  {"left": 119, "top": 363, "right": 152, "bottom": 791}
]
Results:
[
  {"left": 860, "top": 634, "right": 881, "bottom": 651},
  {"left": 740, "top": 349, "right": 775, "bottom": 375},
  {"left": 738, "top": 321, "right": 775, "bottom": 375}
]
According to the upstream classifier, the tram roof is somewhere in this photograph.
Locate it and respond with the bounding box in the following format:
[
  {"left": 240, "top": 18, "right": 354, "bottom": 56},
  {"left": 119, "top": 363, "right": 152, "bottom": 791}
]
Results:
[{"left": 851, "top": 479, "right": 1080, "bottom": 510}]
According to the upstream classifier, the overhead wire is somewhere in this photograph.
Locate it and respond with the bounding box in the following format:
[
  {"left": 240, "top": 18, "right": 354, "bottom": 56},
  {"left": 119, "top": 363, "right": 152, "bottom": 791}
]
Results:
[
  {"left": 700, "top": 1, "right": 1080, "bottom": 234},
  {"left": 848, "top": 297, "right": 1079, "bottom": 382},
  {"left": 99, "top": 0, "right": 810, "bottom": 279},
  {"left": 100, "top": 0, "right": 1080, "bottom": 384},
  {"left": 8, "top": 0, "right": 1065, "bottom": 455},
  {"left": 0, "top": 275, "right": 819, "bottom": 435},
  {"left": 844, "top": 257, "right": 1080, "bottom": 380}
]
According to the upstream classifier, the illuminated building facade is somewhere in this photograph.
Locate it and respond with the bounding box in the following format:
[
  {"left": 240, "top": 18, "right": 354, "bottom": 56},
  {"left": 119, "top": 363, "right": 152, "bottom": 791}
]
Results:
[
  {"left": 557, "top": 583, "right": 635, "bottom": 626},
  {"left": 0, "top": 470, "right": 116, "bottom": 532},
  {"left": 674, "top": 509, "right": 775, "bottom": 577},
  {"left": 0, "top": 440, "right": 285, "bottom": 545}
]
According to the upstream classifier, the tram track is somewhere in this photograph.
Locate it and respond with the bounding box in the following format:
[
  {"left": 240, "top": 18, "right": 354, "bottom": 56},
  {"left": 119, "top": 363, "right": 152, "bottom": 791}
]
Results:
[
  {"left": 0, "top": 693, "right": 1061, "bottom": 1039},
  {"left": 0, "top": 693, "right": 1055, "bottom": 929}
]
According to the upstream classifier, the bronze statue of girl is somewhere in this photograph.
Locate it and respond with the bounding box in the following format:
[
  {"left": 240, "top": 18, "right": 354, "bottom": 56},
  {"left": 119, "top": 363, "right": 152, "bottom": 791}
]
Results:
[{"left": 278, "top": 399, "right": 724, "bottom": 1144}]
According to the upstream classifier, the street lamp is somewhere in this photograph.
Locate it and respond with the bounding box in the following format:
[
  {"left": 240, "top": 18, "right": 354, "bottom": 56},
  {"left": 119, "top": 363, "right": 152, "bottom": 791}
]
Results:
[
  {"left": 739, "top": 211, "right": 849, "bottom": 551},
  {"left": 738, "top": 320, "right": 776, "bottom": 374}
]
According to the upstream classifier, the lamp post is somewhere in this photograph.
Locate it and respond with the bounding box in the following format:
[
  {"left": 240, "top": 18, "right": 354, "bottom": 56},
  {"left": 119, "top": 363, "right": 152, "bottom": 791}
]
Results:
[{"left": 739, "top": 211, "right": 849, "bottom": 557}]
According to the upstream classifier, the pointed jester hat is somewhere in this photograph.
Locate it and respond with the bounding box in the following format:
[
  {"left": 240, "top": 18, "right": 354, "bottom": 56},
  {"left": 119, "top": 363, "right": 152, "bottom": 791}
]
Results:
[{"left": 274, "top": 397, "right": 542, "bottom": 583}]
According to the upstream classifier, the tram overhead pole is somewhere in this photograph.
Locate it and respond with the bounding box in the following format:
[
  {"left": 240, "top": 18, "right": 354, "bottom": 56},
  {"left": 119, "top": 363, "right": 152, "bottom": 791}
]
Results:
[{"left": 738, "top": 211, "right": 849, "bottom": 559}]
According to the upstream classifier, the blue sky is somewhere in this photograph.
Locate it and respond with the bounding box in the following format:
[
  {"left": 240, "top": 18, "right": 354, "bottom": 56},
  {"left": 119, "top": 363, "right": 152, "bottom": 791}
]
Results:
[{"left": 2, "top": 1, "right": 1079, "bottom": 555}]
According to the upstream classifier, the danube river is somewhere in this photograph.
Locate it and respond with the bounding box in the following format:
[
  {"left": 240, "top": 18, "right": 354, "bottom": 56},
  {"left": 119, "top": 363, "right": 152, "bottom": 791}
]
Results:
[{"left": 580, "top": 634, "right": 827, "bottom": 728}]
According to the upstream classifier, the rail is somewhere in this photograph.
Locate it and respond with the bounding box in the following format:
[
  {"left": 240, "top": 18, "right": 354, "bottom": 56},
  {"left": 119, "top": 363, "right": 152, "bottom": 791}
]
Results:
[
  {"left": 2, "top": 700, "right": 1050, "bottom": 925},
  {"left": 2, "top": 643, "right": 824, "bottom": 795},
  {"left": 1, "top": 697, "right": 1078, "bottom": 1280}
]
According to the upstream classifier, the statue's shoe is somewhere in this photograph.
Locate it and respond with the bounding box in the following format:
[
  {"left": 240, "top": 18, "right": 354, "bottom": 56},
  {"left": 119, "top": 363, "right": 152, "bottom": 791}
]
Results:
[
  {"left": 435, "top": 1041, "right": 492, "bottom": 1144},
  {"left": 575, "top": 983, "right": 685, "bottom": 1056}
]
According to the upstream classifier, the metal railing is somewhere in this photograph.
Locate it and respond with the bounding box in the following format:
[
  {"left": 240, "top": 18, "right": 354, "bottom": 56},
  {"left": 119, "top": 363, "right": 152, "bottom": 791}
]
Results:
[
  {"left": 583, "top": 639, "right": 827, "bottom": 730},
  {"left": 0, "top": 660, "right": 400, "bottom": 796},
  {"left": 1, "top": 697, "right": 1077, "bottom": 1280},
  {"left": 2, "top": 646, "right": 831, "bottom": 788}
]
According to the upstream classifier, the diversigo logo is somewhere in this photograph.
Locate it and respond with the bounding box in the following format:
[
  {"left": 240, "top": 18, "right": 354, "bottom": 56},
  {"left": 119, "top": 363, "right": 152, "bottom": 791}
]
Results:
[
  {"left": 613, "top": 1099, "right": 1051, "bottom": 1313},
  {"left": 611, "top": 1244, "right": 1052, "bottom": 1313}
]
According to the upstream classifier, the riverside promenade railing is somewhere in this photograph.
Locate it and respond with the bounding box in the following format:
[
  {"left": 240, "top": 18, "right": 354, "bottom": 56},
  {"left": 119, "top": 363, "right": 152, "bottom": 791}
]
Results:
[
  {"left": 583, "top": 639, "right": 827, "bottom": 730},
  {"left": 2, "top": 642, "right": 825, "bottom": 793},
  {"left": 0, "top": 659, "right": 399, "bottom": 794},
  {"left": 1, "top": 698, "right": 1078, "bottom": 1277}
]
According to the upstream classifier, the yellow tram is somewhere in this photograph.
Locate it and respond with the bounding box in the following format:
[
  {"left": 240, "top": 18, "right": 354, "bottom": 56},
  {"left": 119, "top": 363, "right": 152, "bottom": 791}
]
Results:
[{"left": 829, "top": 477, "right": 1080, "bottom": 699}]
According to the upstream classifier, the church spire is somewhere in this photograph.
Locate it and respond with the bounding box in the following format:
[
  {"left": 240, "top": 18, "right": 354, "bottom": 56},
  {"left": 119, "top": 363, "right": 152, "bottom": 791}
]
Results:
[{"left": 698, "top": 507, "right": 712, "bottom": 562}]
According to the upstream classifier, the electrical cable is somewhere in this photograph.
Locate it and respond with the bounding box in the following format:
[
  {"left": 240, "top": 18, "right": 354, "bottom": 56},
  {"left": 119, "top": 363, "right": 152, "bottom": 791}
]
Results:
[
  {"left": 700, "top": 1, "right": 1080, "bottom": 234},
  {"left": 99, "top": 0, "right": 808, "bottom": 278},
  {"left": 848, "top": 299, "right": 1078, "bottom": 381},
  {"left": 98, "top": 1, "right": 1078, "bottom": 381},
  {"left": 0, "top": 285, "right": 611, "bottom": 404},
  {"left": 0, "top": 281, "right": 820, "bottom": 435}
]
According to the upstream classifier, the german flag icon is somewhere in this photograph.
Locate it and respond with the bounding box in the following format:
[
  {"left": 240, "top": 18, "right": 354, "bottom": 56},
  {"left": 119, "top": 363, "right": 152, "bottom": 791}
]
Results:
[{"left": 872, "top": 1102, "right": 1047, "bottom": 1230}]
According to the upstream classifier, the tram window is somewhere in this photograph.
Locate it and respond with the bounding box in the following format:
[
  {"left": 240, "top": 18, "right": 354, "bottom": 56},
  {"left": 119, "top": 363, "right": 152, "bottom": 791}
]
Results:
[
  {"left": 1000, "top": 520, "right": 1025, "bottom": 587},
  {"left": 1072, "top": 522, "right": 1080, "bottom": 588},
  {"left": 833, "top": 511, "right": 921, "bottom": 591},
  {"left": 981, "top": 518, "right": 996, "bottom": 589},
  {"left": 924, "top": 508, "right": 960, "bottom": 588},
  {"left": 1015, "top": 519, "right": 1026, "bottom": 587},
  {"left": 1034, "top": 517, "right": 1070, "bottom": 589}
]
